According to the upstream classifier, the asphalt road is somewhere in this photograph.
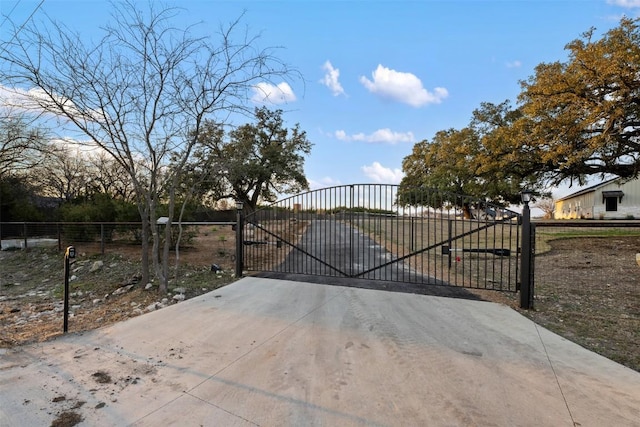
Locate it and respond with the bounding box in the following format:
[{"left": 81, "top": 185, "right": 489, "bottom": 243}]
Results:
[{"left": 258, "top": 219, "right": 462, "bottom": 297}]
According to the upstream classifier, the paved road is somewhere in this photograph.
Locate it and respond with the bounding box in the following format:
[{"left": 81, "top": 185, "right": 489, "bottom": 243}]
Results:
[
  {"left": 2, "top": 277, "right": 639, "bottom": 426},
  {"left": 270, "top": 219, "right": 443, "bottom": 285}
]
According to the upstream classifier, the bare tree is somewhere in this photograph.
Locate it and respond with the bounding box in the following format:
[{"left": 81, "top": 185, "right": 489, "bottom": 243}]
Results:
[
  {"left": 534, "top": 197, "right": 555, "bottom": 219},
  {"left": 0, "top": 1, "right": 298, "bottom": 291},
  {"left": 88, "top": 152, "right": 137, "bottom": 203},
  {"left": 0, "top": 110, "right": 46, "bottom": 178},
  {"left": 29, "top": 144, "right": 91, "bottom": 201}
]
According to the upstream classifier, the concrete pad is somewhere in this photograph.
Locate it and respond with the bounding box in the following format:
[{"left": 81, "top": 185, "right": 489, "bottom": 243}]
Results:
[{"left": 1, "top": 277, "right": 639, "bottom": 426}]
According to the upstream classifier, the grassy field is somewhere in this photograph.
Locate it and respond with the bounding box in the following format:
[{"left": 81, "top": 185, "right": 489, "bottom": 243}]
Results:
[{"left": 353, "top": 215, "right": 521, "bottom": 291}]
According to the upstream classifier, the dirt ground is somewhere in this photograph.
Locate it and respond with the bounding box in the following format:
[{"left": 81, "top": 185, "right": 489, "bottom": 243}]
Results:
[
  {"left": 523, "top": 236, "right": 640, "bottom": 372},
  {"left": 0, "top": 225, "right": 238, "bottom": 348},
  {"left": 1, "top": 230, "right": 639, "bottom": 373}
]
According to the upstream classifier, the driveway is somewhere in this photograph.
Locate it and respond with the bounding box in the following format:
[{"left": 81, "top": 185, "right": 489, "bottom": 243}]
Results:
[{"left": 1, "top": 277, "right": 638, "bottom": 426}]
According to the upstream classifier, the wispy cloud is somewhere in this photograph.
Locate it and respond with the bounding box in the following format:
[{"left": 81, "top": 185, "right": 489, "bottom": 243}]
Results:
[
  {"left": 0, "top": 84, "right": 103, "bottom": 122},
  {"left": 251, "top": 82, "right": 297, "bottom": 105},
  {"left": 359, "top": 64, "right": 448, "bottom": 107},
  {"left": 309, "top": 176, "right": 342, "bottom": 190},
  {"left": 506, "top": 60, "right": 522, "bottom": 68},
  {"left": 607, "top": 0, "right": 640, "bottom": 7},
  {"left": 361, "top": 162, "right": 404, "bottom": 184},
  {"left": 320, "top": 61, "right": 345, "bottom": 96},
  {"left": 334, "top": 128, "right": 415, "bottom": 144}
]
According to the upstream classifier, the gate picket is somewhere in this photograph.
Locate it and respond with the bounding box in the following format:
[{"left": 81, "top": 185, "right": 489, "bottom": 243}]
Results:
[{"left": 242, "top": 184, "right": 523, "bottom": 293}]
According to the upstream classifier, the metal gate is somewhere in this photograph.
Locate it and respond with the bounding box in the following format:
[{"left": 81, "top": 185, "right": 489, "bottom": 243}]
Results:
[{"left": 238, "top": 184, "right": 531, "bottom": 303}]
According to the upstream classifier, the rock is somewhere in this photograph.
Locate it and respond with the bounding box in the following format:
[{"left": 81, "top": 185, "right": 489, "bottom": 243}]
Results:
[
  {"left": 173, "top": 294, "right": 185, "bottom": 302},
  {"left": 146, "top": 303, "right": 158, "bottom": 312},
  {"left": 112, "top": 285, "right": 134, "bottom": 296},
  {"left": 70, "top": 275, "right": 78, "bottom": 281},
  {"left": 172, "top": 287, "right": 186, "bottom": 294},
  {"left": 132, "top": 308, "right": 144, "bottom": 316},
  {"left": 93, "top": 299, "right": 101, "bottom": 305},
  {"left": 90, "top": 261, "right": 104, "bottom": 273},
  {"left": 161, "top": 298, "right": 169, "bottom": 304},
  {"left": 144, "top": 283, "right": 154, "bottom": 290}
]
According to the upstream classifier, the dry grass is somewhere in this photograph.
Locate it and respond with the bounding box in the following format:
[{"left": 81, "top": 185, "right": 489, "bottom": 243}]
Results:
[{"left": 0, "top": 225, "right": 238, "bottom": 347}]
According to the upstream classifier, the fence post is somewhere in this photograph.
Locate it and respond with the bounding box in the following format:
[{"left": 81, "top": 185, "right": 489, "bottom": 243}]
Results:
[
  {"left": 235, "top": 202, "right": 244, "bottom": 278},
  {"left": 63, "top": 245, "right": 76, "bottom": 333},
  {"left": 100, "top": 223, "right": 105, "bottom": 255},
  {"left": 447, "top": 219, "right": 453, "bottom": 269},
  {"left": 23, "top": 222, "right": 28, "bottom": 249},
  {"left": 520, "top": 198, "right": 533, "bottom": 309}
]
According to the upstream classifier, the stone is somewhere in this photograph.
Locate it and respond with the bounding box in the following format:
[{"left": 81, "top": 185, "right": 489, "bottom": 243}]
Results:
[
  {"left": 172, "top": 287, "right": 186, "bottom": 294},
  {"left": 146, "top": 303, "right": 158, "bottom": 312},
  {"left": 90, "top": 261, "right": 104, "bottom": 273},
  {"left": 112, "top": 285, "right": 134, "bottom": 296},
  {"left": 173, "top": 294, "right": 185, "bottom": 302},
  {"left": 144, "top": 283, "right": 154, "bottom": 290}
]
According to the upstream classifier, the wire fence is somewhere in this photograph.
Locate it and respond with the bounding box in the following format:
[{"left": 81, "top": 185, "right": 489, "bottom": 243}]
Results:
[
  {"left": 0, "top": 222, "right": 237, "bottom": 270},
  {"left": 533, "top": 220, "right": 640, "bottom": 255}
]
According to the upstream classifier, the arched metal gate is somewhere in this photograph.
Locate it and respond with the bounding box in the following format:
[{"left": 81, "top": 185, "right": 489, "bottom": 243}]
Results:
[{"left": 236, "top": 184, "right": 534, "bottom": 308}]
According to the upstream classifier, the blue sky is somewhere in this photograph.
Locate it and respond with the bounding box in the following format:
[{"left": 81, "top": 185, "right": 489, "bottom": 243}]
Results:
[{"left": 2, "top": 0, "right": 640, "bottom": 200}]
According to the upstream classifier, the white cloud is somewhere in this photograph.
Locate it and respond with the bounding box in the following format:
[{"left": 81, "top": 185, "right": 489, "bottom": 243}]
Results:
[
  {"left": 334, "top": 128, "right": 415, "bottom": 144},
  {"left": 607, "top": 0, "right": 640, "bottom": 7},
  {"left": 0, "top": 84, "right": 105, "bottom": 124},
  {"left": 251, "top": 82, "right": 297, "bottom": 105},
  {"left": 320, "top": 61, "right": 345, "bottom": 96},
  {"left": 359, "top": 64, "right": 448, "bottom": 107},
  {"left": 506, "top": 60, "right": 522, "bottom": 68},
  {"left": 361, "top": 162, "right": 404, "bottom": 184},
  {"left": 309, "top": 176, "right": 342, "bottom": 190}
]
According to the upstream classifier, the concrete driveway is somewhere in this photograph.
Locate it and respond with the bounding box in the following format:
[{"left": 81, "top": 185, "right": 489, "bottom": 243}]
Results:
[{"left": 1, "top": 277, "right": 638, "bottom": 426}]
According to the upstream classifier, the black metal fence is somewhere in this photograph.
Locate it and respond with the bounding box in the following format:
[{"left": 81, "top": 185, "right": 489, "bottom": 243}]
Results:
[{"left": 240, "top": 184, "right": 524, "bottom": 294}]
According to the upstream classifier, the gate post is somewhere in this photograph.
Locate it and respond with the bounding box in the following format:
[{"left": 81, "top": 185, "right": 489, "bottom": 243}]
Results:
[
  {"left": 520, "top": 192, "right": 534, "bottom": 309},
  {"left": 235, "top": 201, "right": 244, "bottom": 278}
]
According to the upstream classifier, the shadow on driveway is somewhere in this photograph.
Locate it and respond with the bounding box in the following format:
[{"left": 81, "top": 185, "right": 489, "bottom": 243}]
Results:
[{"left": 252, "top": 272, "right": 485, "bottom": 301}]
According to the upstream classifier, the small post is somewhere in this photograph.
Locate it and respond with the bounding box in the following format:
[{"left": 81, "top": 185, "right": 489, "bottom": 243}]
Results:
[
  {"left": 447, "top": 219, "right": 453, "bottom": 269},
  {"left": 235, "top": 201, "right": 244, "bottom": 278},
  {"left": 100, "top": 223, "right": 105, "bottom": 255},
  {"left": 63, "top": 245, "right": 76, "bottom": 333},
  {"left": 520, "top": 190, "right": 533, "bottom": 309}
]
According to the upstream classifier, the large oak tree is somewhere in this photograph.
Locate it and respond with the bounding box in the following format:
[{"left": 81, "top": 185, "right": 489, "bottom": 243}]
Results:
[
  {"left": 518, "top": 17, "right": 640, "bottom": 185},
  {"left": 191, "top": 107, "right": 312, "bottom": 212}
]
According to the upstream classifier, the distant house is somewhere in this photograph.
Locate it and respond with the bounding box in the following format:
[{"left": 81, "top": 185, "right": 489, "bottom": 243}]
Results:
[{"left": 554, "top": 177, "right": 640, "bottom": 219}]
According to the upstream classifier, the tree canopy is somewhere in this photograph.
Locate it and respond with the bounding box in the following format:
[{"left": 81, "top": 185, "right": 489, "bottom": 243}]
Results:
[
  {"left": 399, "top": 101, "right": 543, "bottom": 208},
  {"left": 518, "top": 17, "right": 640, "bottom": 185},
  {"left": 400, "top": 17, "right": 640, "bottom": 205},
  {"left": 192, "top": 107, "right": 312, "bottom": 212}
]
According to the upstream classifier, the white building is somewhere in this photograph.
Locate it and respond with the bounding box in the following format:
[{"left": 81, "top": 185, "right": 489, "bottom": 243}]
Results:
[{"left": 554, "top": 177, "right": 640, "bottom": 219}]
